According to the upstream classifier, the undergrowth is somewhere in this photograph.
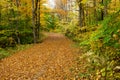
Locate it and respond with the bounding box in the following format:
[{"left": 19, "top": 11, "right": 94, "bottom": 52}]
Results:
[
  {"left": 0, "top": 32, "right": 47, "bottom": 60},
  {"left": 64, "top": 10, "right": 120, "bottom": 79},
  {"left": 0, "top": 44, "right": 32, "bottom": 60}
]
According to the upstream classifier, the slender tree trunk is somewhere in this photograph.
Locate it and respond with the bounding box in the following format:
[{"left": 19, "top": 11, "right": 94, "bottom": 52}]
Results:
[
  {"left": 37, "top": 0, "right": 40, "bottom": 40},
  {"left": 35, "top": 0, "right": 38, "bottom": 42},
  {"left": 104, "top": 0, "right": 107, "bottom": 17},
  {"left": 15, "top": 0, "right": 20, "bottom": 44},
  {"left": 78, "top": 0, "right": 84, "bottom": 27},
  {"left": 101, "top": 0, "right": 104, "bottom": 20},
  {"left": 86, "top": 8, "right": 88, "bottom": 25},
  {"left": 101, "top": 0, "right": 107, "bottom": 20},
  {"left": 31, "top": 0, "right": 37, "bottom": 43},
  {"left": 93, "top": 0, "right": 97, "bottom": 22}
]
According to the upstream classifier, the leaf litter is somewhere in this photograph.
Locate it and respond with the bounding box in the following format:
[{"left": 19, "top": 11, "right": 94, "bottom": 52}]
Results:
[{"left": 0, "top": 33, "right": 80, "bottom": 80}]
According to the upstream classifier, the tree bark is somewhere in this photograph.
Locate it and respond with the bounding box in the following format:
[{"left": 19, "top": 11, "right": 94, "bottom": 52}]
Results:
[
  {"left": 101, "top": 0, "right": 104, "bottom": 20},
  {"left": 101, "top": 0, "right": 107, "bottom": 20},
  {"left": 31, "top": 0, "right": 40, "bottom": 43},
  {"left": 93, "top": 0, "right": 97, "bottom": 22},
  {"left": 32, "top": 0, "right": 37, "bottom": 43},
  {"left": 78, "top": 0, "right": 84, "bottom": 27},
  {"left": 37, "top": 0, "right": 40, "bottom": 40},
  {"left": 15, "top": 0, "right": 20, "bottom": 44},
  {"left": 104, "top": 0, "right": 107, "bottom": 17}
]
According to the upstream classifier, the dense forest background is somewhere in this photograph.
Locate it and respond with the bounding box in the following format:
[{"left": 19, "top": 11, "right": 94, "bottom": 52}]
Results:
[{"left": 0, "top": 0, "right": 120, "bottom": 79}]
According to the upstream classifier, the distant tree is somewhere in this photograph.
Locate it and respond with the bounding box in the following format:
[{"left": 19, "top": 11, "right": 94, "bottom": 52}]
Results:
[{"left": 54, "top": 0, "right": 68, "bottom": 20}]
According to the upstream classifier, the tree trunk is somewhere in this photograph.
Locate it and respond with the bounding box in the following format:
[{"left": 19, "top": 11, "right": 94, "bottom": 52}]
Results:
[
  {"left": 15, "top": 0, "right": 20, "bottom": 44},
  {"left": 31, "top": 0, "right": 40, "bottom": 43},
  {"left": 93, "top": 0, "right": 97, "bottom": 22},
  {"left": 101, "top": 0, "right": 107, "bottom": 20},
  {"left": 78, "top": 0, "right": 84, "bottom": 27},
  {"left": 101, "top": 0, "right": 104, "bottom": 20},
  {"left": 36, "top": 0, "right": 40, "bottom": 41},
  {"left": 37, "top": 0, "right": 40, "bottom": 39},
  {"left": 31, "top": 0, "right": 37, "bottom": 43},
  {"left": 104, "top": 0, "right": 107, "bottom": 17}
]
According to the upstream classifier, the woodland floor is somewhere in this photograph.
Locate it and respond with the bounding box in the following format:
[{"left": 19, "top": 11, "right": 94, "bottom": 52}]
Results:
[{"left": 0, "top": 33, "right": 80, "bottom": 80}]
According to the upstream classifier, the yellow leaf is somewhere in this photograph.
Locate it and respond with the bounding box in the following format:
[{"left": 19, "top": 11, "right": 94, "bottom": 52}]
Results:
[{"left": 81, "top": 0, "right": 87, "bottom": 4}]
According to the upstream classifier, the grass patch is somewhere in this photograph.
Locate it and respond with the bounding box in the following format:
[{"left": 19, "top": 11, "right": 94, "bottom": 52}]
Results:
[{"left": 0, "top": 44, "right": 32, "bottom": 60}]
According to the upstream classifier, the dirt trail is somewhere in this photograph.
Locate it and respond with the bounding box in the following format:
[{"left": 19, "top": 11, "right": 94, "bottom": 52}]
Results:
[{"left": 0, "top": 33, "right": 79, "bottom": 80}]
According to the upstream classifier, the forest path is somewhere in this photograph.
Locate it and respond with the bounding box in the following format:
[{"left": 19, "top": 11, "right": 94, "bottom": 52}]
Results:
[{"left": 0, "top": 33, "right": 79, "bottom": 80}]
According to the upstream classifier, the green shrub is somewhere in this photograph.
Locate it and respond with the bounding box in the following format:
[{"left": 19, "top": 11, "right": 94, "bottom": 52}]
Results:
[
  {"left": 19, "top": 29, "right": 33, "bottom": 44},
  {"left": 0, "top": 30, "right": 16, "bottom": 48},
  {"left": 67, "top": 10, "right": 120, "bottom": 80},
  {"left": 77, "top": 10, "right": 120, "bottom": 79}
]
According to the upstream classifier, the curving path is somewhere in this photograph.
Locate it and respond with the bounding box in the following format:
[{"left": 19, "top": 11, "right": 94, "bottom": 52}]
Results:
[{"left": 0, "top": 33, "right": 79, "bottom": 80}]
